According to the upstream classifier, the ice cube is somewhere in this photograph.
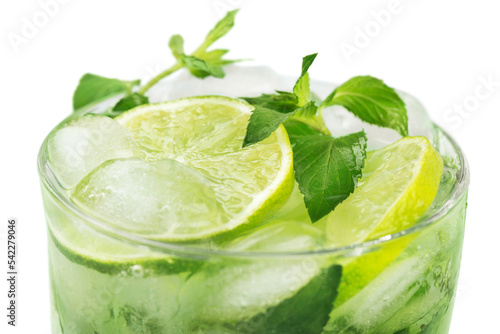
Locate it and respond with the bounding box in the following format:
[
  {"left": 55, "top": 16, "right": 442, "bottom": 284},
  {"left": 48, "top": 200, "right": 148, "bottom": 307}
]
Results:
[
  {"left": 48, "top": 114, "right": 137, "bottom": 188},
  {"left": 180, "top": 221, "right": 326, "bottom": 324},
  {"left": 147, "top": 65, "right": 289, "bottom": 102},
  {"left": 324, "top": 256, "right": 425, "bottom": 333},
  {"left": 322, "top": 89, "right": 435, "bottom": 150},
  {"left": 72, "top": 158, "right": 221, "bottom": 237}
]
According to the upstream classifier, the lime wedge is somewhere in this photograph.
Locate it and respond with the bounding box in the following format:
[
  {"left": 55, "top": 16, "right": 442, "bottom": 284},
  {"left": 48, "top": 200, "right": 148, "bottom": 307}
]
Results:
[
  {"left": 324, "top": 136, "right": 443, "bottom": 308},
  {"left": 72, "top": 96, "right": 294, "bottom": 242},
  {"left": 326, "top": 136, "right": 443, "bottom": 247}
]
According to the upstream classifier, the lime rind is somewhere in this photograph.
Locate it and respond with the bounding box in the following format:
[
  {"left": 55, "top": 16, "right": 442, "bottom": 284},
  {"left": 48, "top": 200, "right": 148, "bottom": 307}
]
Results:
[
  {"left": 326, "top": 136, "right": 444, "bottom": 247},
  {"left": 48, "top": 227, "right": 201, "bottom": 276}
]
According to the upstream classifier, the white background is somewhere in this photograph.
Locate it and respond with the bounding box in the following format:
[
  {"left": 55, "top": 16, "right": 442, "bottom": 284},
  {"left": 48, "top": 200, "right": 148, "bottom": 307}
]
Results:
[{"left": 1, "top": 0, "right": 499, "bottom": 333}]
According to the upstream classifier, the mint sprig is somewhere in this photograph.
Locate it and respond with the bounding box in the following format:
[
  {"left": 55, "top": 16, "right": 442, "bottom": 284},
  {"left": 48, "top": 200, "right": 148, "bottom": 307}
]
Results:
[
  {"left": 72, "top": 10, "right": 240, "bottom": 114},
  {"left": 142, "top": 9, "right": 240, "bottom": 89},
  {"left": 243, "top": 55, "right": 408, "bottom": 222}
]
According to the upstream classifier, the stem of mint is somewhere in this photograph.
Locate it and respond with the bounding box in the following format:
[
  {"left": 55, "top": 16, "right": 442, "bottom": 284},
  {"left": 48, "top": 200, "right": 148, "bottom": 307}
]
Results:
[
  {"left": 72, "top": 10, "right": 240, "bottom": 114},
  {"left": 139, "top": 63, "right": 183, "bottom": 95}
]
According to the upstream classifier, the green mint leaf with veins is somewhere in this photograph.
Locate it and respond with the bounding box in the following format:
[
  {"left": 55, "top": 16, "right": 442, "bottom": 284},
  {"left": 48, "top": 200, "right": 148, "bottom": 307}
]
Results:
[
  {"left": 293, "top": 131, "right": 367, "bottom": 222},
  {"left": 243, "top": 106, "right": 294, "bottom": 147},
  {"left": 72, "top": 74, "right": 140, "bottom": 111},
  {"left": 321, "top": 75, "right": 408, "bottom": 136},
  {"left": 234, "top": 265, "right": 342, "bottom": 334},
  {"left": 112, "top": 93, "right": 149, "bottom": 112},
  {"left": 241, "top": 95, "right": 321, "bottom": 147},
  {"left": 293, "top": 53, "right": 318, "bottom": 106},
  {"left": 283, "top": 118, "right": 323, "bottom": 144}
]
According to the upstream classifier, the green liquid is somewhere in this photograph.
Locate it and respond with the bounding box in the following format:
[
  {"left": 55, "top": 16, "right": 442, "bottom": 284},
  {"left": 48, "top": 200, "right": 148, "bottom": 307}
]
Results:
[{"left": 42, "top": 180, "right": 467, "bottom": 334}]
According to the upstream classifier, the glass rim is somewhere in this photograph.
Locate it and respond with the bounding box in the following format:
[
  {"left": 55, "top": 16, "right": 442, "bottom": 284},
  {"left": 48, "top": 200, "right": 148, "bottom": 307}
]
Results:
[{"left": 37, "top": 107, "right": 470, "bottom": 260}]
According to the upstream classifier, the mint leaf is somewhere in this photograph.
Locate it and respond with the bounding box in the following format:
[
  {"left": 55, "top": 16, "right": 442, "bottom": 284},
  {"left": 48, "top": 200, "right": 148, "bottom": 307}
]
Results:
[
  {"left": 200, "top": 49, "right": 241, "bottom": 66},
  {"left": 241, "top": 53, "right": 323, "bottom": 148},
  {"left": 182, "top": 55, "right": 225, "bottom": 78},
  {"left": 300, "top": 53, "right": 318, "bottom": 77},
  {"left": 234, "top": 265, "right": 342, "bottom": 334},
  {"left": 168, "top": 34, "right": 184, "bottom": 60},
  {"left": 182, "top": 51, "right": 241, "bottom": 78},
  {"left": 294, "top": 100, "right": 318, "bottom": 119},
  {"left": 112, "top": 93, "right": 149, "bottom": 112},
  {"left": 241, "top": 91, "right": 298, "bottom": 113},
  {"left": 321, "top": 76, "right": 408, "bottom": 136},
  {"left": 242, "top": 100, "right": 321, "bottom": 148},
  {"left": 293, "top": 53, "right": 318, "bottom": 106},
  {"left": 293, "top": 131, "right": 367, "bottom": 222},
  {"left": 196, "top": 9, "right": 238, "bottom": 53},
  {"left": 243, "top": 106, "right": 293, "bottom": 147},
  {"left": 73, "top": 74, "right": 140, "bottom": 111},
  {"left": 283, "top": 119, "right": 322, "bottom": 144}
]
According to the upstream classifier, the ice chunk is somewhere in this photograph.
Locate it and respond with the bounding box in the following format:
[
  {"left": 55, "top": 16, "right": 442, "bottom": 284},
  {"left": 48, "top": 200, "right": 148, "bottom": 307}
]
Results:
[
  {"left": 147, "top": 65, "right": 289, "bottom": 102},
  {"left": 48, "top": 114, "right": 137, "bottom": 188},
  {"left": 324, "top": 256, "right": 425, "bottom": 333},
  {"left": 180, "top": 221, "right": 327, "bottom": 324},
  {"left": 72, "top": 158, "right": 221, "bottom": 237}
]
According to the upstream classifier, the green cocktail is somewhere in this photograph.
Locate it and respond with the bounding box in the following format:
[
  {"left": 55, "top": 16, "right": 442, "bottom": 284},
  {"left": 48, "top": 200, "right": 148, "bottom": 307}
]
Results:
[
  {"left": 37, "top": 11, "right": 469, "bottom": 334},
  {"left": 38, "top": 70, "right": 468, "bottom": 334}
]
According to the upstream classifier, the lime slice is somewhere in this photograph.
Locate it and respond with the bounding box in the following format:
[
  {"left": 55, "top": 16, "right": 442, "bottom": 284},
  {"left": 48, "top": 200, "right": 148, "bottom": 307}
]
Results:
[
  {"left": 333, "top": 235, "right": 416, "bottom": 307},
  {"left": 43, "top": 185, "right": 201, "bottom": 275},
  {"left": 72, "top": 96, "right": 294, "bottom": 242},
  {"left": 324, "top": 136, "right": 443, "bottom": 308},
  {"left": 326, "top": 136, "right": 443, "bottom": 247}
]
